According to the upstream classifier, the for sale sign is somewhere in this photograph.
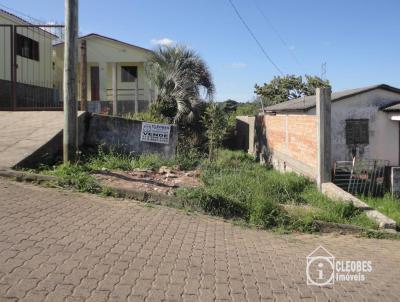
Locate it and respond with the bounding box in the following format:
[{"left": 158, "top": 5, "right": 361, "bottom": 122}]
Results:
[{"left": 140, "top": 122, "right": 171, "bottom": 144}]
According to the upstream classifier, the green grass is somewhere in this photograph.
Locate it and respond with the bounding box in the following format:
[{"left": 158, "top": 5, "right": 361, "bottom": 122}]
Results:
[
  {"left": 37, "top": 146, "right": 202, "bottom": 194},
  {"left": 85, "top": 146, "right": 202, "bottom": 172},
  {"left": 36, "top": 148, "right": 378, "bottom": 234},
  {"left": 177, "top": 149, "right": 378, "bottom": 232},
  {"left": 361, "top": 193, "right": 400, "bottom": 226}
]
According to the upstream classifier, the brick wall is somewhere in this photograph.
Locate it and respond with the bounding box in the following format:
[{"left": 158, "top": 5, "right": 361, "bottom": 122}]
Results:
[{"left": 264, "top": 114, "right": 318, "bottom": 178}]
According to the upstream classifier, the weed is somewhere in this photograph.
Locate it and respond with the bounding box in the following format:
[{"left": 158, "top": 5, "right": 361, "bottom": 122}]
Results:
[
  {"left": 361, "top": 193, "right": 400, "bottom": 228},
  {"left": 178, "top": 149, "right": 378, "bottom": 232}
]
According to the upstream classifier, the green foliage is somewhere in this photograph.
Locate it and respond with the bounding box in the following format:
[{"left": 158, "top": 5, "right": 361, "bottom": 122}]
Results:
[
  {"left": 203, "top": 102, "right": 228, "bottom": 160},
  {"left": 46, "top": 163, "right": 102, "bottom": 194},
  {"left": 174, "top": 146, "right": 205, "bottom": 171},
  {"left": 254, "top": 74, "right": 330, "bottom": 106},
  {"left": 89, "top": 145, "right": 204, "bottom": 172},
  {"left": 226, "top": 101, "right": 259, "bottom": 128},
  {"left": 362, "top": 193, "right": 400, "bottom": 228},
  {"left": 178, "top": 150, "right": 377, "bottom": 231},
  {"left": 146, "top": 44, "right": 215, "bottom": 123},
  {"left": 123, "top": 103, "right": 169, "bottom": 124}
]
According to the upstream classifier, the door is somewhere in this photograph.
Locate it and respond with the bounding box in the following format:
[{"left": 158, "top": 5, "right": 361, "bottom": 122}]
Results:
[{"left": 90, "top": 66, "right": 100, "bottom": 101}]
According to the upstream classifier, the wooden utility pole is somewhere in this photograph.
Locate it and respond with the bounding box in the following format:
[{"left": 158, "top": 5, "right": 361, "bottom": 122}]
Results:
[
  {"left": 63, "top": 0, "right": 79, "bottom": 163},
  {"left": 80, "top": 39, "right": 87, "bottom": 111}
]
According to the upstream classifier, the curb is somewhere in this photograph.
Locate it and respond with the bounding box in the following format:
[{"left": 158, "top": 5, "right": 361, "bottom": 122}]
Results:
[
  {"left": 105, "top": 185, "right": 185, "bottom": 208},
  {"left": 0, "top": 168, "right": 59, "bottom": 183},
  {"left": 312, "top": 220, "right": 398, "bottom": 236}
]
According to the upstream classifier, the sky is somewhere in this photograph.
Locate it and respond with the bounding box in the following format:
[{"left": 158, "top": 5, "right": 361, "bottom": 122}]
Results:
[{"left": 2, "top": 0, "right": 400, "bottom": 101}]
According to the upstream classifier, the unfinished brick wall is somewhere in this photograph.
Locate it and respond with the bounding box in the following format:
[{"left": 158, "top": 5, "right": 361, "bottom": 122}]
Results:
[{"left": 263, "top": 114, "right": 318, "bottom": 178}]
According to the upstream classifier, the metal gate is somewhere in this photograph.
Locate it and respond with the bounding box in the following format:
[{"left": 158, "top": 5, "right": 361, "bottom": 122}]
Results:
[
  {"left": 0, "top": 24, "right": 64, "bottom": 110},
  {"left": 333, "top": 158, "right": 389, "bottom": 197}
]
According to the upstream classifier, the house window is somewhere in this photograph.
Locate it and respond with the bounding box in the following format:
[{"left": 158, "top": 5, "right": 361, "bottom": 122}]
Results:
[
  {"left": 16, "top": 33, "right": 39, "bottom": 61},
  {"left": 121, "top": 66, "right": 137, "bottom": 82},
  {"left": 345, "top": 119, "right": 369, "bottom": 145}
]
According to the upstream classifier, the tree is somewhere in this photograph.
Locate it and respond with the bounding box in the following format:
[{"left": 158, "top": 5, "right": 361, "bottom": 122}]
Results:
[
  {"left": 145, "top": 45, "right": 215, "bottom": 123},
  {"left": 254, "top": 75, "right": 330, "bottom": 106},
  {"left": 203, "top": 102, "right": 228, "bottom": 161}
]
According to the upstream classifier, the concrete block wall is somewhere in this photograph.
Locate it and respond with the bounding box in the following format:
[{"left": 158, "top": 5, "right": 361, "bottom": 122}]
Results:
[
  {"left": 84, "top": 114, "right": 178, "bottom": 158},
  {"left": 235, "top": 116, "right": 256, "bottom": 154},
  {"left": 264, "top": 114, "right": 318, "bottom": 178}
]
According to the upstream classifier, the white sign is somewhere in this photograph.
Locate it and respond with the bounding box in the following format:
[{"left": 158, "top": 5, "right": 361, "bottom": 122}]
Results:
[{"left": 140, "top": 122, "right": 171, "bottom": 144}]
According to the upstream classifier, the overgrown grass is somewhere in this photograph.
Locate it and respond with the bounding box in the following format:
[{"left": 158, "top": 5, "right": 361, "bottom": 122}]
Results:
[
  {"left": 38, "top": 146, "right": 203, "bottom": 193},
  {"left": 178, "top": 149, "right": 377, "bottom": 232},
  {"left": 85, "top": 146, "right": 203, "bottom": 172},
  {"left": 362, "top": 194, "right": 400, "bottom": 226},
  {"left": 37, "top": 148, "right": 378, "bottom": 234}
]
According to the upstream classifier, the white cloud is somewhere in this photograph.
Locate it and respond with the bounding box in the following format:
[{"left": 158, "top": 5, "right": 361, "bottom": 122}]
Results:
[
  {"left": 289, "top": 45, "right": 295, "bottom": 50},
  {"left": 228, "top": 62, "right": 248, "bottom": 69},
  {"left": 151, "top": 38, "right": 176, "bottom": 46}
]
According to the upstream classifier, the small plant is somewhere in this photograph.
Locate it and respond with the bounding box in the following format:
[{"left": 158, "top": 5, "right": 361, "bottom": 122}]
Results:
[
  {"left": 46, "top": 163, "right": 102, "bottom": 193},
  {"left": 203, "top": 102, "right": 228, "bottom": 161},
  {"left": 123, "top": 103, "right": 169, "bottom": 124}
]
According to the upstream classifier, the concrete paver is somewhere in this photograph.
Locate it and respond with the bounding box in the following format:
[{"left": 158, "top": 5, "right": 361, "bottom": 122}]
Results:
[{"left": 0, "top": 178, "right": 400, "bottom": 301}]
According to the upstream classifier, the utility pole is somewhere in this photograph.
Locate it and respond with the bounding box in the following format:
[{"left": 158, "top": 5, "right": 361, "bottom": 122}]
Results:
[
  {"left": 80, "top": 39, "right": 87, "bottom": 111},
  {"left": 63, "top": 0, "right": 79, "bottom": 163}
]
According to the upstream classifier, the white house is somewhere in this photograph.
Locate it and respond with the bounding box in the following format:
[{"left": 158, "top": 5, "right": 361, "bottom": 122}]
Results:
[
  {"left": 53, "top": 33, "right": 155, "bottom": 114},
  {"left": 0, "top": 9, "right": 58, "bottom": 109},
  {"left": 265, "top": 84, "right": 400, "bottom": 166}
]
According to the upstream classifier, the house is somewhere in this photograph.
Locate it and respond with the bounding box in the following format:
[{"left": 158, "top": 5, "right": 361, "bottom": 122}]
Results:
[
  {"left": 235, "top": 84, "right": 400, "bottom": 182},
  {"left": 53, "top": 33, "right": 155, "bottom": 114},
  {"left": 264, "top": 84, "right": 400, "bottom": 167},
  {"left": 0, "top": 9, "right": 59, "bottom": 110}
]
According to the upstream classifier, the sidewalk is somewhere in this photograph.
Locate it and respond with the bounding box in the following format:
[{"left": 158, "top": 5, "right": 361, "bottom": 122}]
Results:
[{"left": 0, "top": 178, "right": 399, "bottom": 301}]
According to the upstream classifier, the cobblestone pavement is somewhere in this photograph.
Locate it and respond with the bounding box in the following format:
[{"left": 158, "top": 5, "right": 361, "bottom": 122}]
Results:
[{"left": 1, "top": 178, "right": 400, "bottom": 302}]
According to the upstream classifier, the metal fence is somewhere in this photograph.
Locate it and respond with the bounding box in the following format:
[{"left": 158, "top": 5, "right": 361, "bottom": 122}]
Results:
[
  {"left": 333, "top": 159, "right": 389, "bottom": 197},
  {"left": 0, "top": 24, "right": 64, "bottom": 110}
]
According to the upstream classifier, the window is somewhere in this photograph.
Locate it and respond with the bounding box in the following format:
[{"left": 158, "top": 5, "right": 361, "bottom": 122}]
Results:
[
  {"left": 345, "top": 119, "right": 369, "bottom": 145},
  {"left": 121, "top": 66, "right": 137, "bottom": 82},
  {"left": 16, "top": 34, "right": 39, "bottom": 61}
]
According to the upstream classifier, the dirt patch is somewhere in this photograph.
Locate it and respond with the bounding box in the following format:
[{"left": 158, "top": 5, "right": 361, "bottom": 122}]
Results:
[{"left": 93, "top": 166, "right": 201, "bottom": 195}]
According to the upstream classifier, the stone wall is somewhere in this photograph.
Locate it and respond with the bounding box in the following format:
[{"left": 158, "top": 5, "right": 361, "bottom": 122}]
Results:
[
  {"left": 84, "top": 114, "right": 178, "bottom": 158},
  {"left": 263, "top": 114, "right": 318, "bottom": 178}
]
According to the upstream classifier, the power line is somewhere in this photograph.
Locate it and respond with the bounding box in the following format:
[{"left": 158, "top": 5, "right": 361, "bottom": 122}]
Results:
[
  {"left": 251, "top": 0, "right": 306, "bottom": 73},
  {"left": 321, "top": 62, "right": 327, "bottom": 80},
  {"left": 0, "top": 2, "right": 45, "bottom": 24},
  {"left": 227, "top": 0, "right": 284, "bottom": 76}
]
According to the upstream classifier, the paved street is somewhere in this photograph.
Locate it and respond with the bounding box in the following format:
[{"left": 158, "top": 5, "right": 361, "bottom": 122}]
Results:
[{"left": 0, "top": 178, "right": 400, "bottom": 302}]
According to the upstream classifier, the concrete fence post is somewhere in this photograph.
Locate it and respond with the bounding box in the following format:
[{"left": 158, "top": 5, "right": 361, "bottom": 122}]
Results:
[{"left": 316, "top": 87, "right": 332, "bottom": 189}]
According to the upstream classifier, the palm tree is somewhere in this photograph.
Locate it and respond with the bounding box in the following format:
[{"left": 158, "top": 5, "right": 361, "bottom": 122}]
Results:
[{"left": 146, "top": 45, "right": 215, "bottom": 123}]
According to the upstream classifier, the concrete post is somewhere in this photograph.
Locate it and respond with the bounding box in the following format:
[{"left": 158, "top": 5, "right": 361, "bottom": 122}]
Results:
[
  {"left": 63, "top": 0, "right": 79, "bottom": 163},
  {"left": 316, "top": 87, "right": 332, "bottom": 189},
  {"left": 98, "top": 62, "right": 107, "bottom": 101},
  {"left": 112, "top": 63, "right": 118, "bottom": 115},
  {"left": 80, "top": 39, "right": 87, "bottom": 111},
  {"left": 134, "top": 79, "right": 139, "bottom": 114}
]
